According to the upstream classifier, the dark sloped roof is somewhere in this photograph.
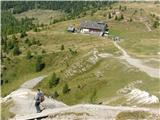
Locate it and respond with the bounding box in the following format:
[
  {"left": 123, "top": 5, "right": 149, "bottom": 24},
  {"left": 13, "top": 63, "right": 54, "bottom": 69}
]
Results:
[{"left": 80, "top": 21, "right": 106, "bottom": 31}]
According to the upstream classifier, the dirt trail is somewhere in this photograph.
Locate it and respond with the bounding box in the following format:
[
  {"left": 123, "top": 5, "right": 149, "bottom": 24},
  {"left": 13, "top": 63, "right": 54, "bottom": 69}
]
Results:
[
  {"left": 1, "top": 76, "right": 67, "bottom": 116},
  {"left": 14, "top": 104, "right": 160, "bottom": 120},
  {"left": 113, "top": 42, "right": 160, "bottom": 78}
]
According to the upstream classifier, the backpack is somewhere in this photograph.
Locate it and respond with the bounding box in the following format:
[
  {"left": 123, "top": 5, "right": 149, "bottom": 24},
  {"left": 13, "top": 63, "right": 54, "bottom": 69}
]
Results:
[{"left": 38, "top": 93, "right": 45, "bottom": 102}]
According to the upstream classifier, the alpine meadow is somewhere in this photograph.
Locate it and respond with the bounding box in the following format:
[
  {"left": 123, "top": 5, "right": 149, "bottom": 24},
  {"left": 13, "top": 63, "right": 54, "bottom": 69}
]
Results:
[{"left": 1, "top": 1, "right": 160, "bottom": 120}]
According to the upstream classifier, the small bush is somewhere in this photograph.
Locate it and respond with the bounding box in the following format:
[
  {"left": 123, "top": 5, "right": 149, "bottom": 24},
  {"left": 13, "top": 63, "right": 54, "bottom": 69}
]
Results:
[
  {"left": 20, "top": 31, "right": 27, "bottom": 38},
  {"left": 116, "top": 111, "right": 151, "bottom": 120},
  {"left": 26, "top": 50, "right": 32, "bottom": 59},
  {"left": 49, "top": 73, "right": 60, "bottom": 88},
  {"left": 153, "top": 20, "right": 159, "bottom": 28},
  {"left": 53, "top": 91, "right": 59, "bottom": 98},
  {"left": 129, "top": 18, "right": 133, "bottom": 22},
  {"left": 115, "top": 15, "right": 118, "bottom": 20},
  {"left": 62, "top": 83, "right": 70, "bottom": 94},
  {"left": 119, "top": 5, "right": 121, "bottom": 10},
  {"left": 119, "top": 14, "right": 124, "bottom": 20},
  {"left": 25, "top": 38, "right": 32, "bottom": 46},
  {"left": 13, "top": 45, "right": 21, "bottom": 56},
  {"left": 7, "top": 40, "right": 14, "bottom": 50},
  {"left": 35, "top": 56, "right": 45, "bottom": 72},
  {"left": 61, "top": 44, "right": 64, "bottom": 51},
  {"left": 108, "top": 12, "right": 112, "bottom": 19},
  {"left": 69, "top": 48, "right": 77, "bottom": 55},
  {"left": 12, "top": 35, "right": 17, "bottom": 40}
]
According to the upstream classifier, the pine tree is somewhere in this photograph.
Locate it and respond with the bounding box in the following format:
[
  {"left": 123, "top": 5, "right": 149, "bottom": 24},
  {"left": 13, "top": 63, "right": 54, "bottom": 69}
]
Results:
[
  {"left": 26, "top": 50, "right": 32, "bottom": 59},
  {"left": 108, "top": 12, "right": 111, "bottom": 19},
  {"left": 13, "top": 44, "right": 21, "bottom": 56},
  {"left": 129, "top": 18, "right": 133, "bottom": 22},
  {"left": 61, "top": 44, "right": 64, "bottom": 50},
  {"left": 7, "top": 40, "right": 14, "bottom": 50},
  {"left": 119, "top": 5, "right": 121, "bottom": 10},
  {"left": 54, "top": 91, "right": 59, "bottom": 98},
  {"left": 20, "top": 31, "right": 27, "bottom": 38},
  {"left": 120, "top": 14, "right": 124, "bottom": 20},
  {"left": 153, "top": 20, "right": 159, "bottom": 28},
  {"left": 115, "top": 15, "right": 118, "bottom": 20},
  {"left": 63, "top": 83, "right": 70, "bottom": 94},
  {"left": 35, "top": 56, "right": 45, "bottom": 72},
  {"left": 12, "top": 35, "right": 17, "bottom": 40},
  {"left": 49, "top": 73, "right": 60, "bottom": 88}
]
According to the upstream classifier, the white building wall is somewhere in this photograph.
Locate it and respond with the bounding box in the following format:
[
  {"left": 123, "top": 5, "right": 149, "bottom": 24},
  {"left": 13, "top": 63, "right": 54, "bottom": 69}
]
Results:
[{"left": 80, "top": 28, "right": 89, "bottom": 33}]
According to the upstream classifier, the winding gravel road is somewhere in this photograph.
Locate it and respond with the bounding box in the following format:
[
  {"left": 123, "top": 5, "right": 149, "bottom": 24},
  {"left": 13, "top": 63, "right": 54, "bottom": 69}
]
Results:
[{"left": 113, "top": 41, "right": 160, "bottom": 78}]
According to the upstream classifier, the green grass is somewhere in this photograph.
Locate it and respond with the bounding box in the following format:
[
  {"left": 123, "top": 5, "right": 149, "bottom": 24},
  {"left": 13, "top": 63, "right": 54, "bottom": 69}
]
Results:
[
  {"left": 35, "top": 57, "right": 159, "bottom": 105},
  {"left": 2, "top": 2, "right": 160, "bottom": 108},
  {"left": 1, "top": 101, "right": 15, "bottom": 120},
  {"left": 116, "top": 111, "right": 154, "bottom": 120},
  {"left": 14, "top": 9, "right": 65, "bottom": 24},
  {"left": 109, "top": 21, "right": 160, "bottom": 56}
]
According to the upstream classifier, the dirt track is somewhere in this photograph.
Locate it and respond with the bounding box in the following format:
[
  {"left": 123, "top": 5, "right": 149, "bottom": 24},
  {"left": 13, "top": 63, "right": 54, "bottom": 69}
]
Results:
[{"left": 113, "top": 41, "right": 160, "bottom": 78}]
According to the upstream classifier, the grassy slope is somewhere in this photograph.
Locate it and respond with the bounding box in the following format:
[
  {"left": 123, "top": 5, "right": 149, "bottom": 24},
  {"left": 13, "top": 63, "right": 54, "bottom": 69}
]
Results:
[
  {"left": 36, "top": 57, "right": 159, "bottom": 105},
  {"left": 115, "top": 111, "right": 158, "bottom": 120},
  {"left": 1, "top": 101, "right": 15, "bottom": 120},
  {"left": 14, "top": 9, "right": 65, "bottom": 24},
  {"left": 34, "top": 2, "right": 160, "bottom": 105},
  {"left": 2, "top": 2, "right": 160, "bottom": 107}
]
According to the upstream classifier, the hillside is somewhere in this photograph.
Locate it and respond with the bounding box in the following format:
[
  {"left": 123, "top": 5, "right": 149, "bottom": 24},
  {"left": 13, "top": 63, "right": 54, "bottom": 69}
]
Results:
[
  {"left": 1, "top": 1, "right": 160, "bottom": 120},
  {"left": 14, "top": 9, "right": 65, "bottom": 24}
]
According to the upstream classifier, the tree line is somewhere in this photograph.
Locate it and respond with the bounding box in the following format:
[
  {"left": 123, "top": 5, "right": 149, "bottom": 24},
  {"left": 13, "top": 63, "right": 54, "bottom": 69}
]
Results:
[
  {"left": 1, "top": 11, "right": 34, "bottom": 36},
  {"left": 2, "top": 1, "right": 114, "bottom": 15},
  {"left": 1, "top": 1, "right": 115, "bottom": 36}
]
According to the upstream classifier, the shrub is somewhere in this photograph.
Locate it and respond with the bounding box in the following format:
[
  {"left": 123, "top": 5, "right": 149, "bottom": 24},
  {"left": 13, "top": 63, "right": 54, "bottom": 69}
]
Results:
[
  {"left": 61, "top": 44, "right": 64, "bottom": 51},
  {"left": 1, "top": 80, "right": 4, "bottom": 85},
  {"left": 26, "top": 50, "right": 32, "bottom": 59},
  {"left": 49, "top": 73, "right": 60, "bottom": 88},
  {"left": 32, "top": 38, "right": 37, "bottom": 45},
  {"left": 36, "top": 40, "right": 41, "bottom": 46},
  {"left": 69, "top": 48, "right": 77, "bottom": 55},
  {"left": 109, "top": 6, "right": 112, "bottom": 9},
  {"left": 62, "top": 83, "right": 70, "bottom": 94},
  {"left": 20, "top": 31, "right": 27, "bottom": 38},
  {"left": 119, "top": 5, "right": 121, "bottom": 10},
  {"left": 116, "top": 111, "right": 151, "bottom": 120},
  {"left": 124, "top": 6, "right": 127, "bottom": 10},
  {"left": 12, "top": 35, "right": 17, "bottom": 40},
  {"left": 153, "top": 20, "right": 159, "bottom": 28},
  {"left": 53, "top": 91, "right": 59, "bottom": 98},
  {"left": 129, "top": 18, "right": 133, "bottom": 22},
  {"left": 91, "top": 10, "right": 96, "bottom": 16},
  {"left": 35, "top": 56, "right": 45, "bottom": 72},
  {"left": 120, "top": 14, "right": 124, "bottom": 20},
  {"left": 108, "top": 12, "right": 112, "bottom": 19},
  {"left": 25, "top": 38, "right": 32, "bottom": 46},
  {"left": 7, "top": 40, "right": 14, "bottom": 50},
  {"left": 115, "top": 15, "right": 118, "bottom": 20},
  {"left": 13, "top": 44, "right": 21, "bottom": 56}
]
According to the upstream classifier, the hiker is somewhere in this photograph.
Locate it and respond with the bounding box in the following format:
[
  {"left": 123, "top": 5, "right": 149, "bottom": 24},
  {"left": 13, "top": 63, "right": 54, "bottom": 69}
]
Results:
[{"left": 35, "top": 89, "right": 45, "bottom": 113}]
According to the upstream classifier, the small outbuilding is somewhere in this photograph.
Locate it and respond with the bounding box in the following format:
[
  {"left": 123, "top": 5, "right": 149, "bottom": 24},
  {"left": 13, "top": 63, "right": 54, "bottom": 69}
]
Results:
[{"left": 67, "top": 26, "right": 75, "bottom": 32}]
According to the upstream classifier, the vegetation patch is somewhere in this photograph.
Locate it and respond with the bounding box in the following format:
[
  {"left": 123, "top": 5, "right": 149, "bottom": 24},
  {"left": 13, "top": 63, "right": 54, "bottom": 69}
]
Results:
[
  {"left": 116, "top": 111, "right": 158, "bottom": 120},
  {"left": 1, "top": 101, "right": 15, "bottom": 120}
]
